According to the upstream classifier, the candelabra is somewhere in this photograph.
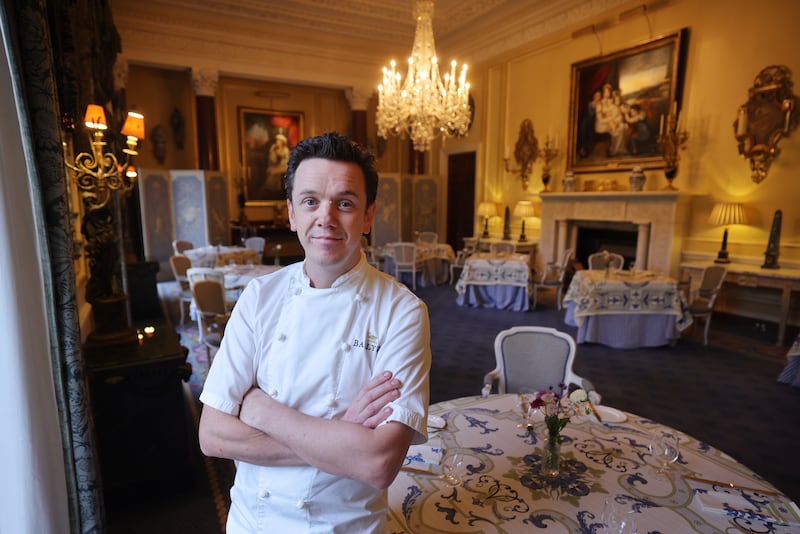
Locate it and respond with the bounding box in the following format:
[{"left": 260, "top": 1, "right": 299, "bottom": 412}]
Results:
[
  {"left": 64, "top": 104, "right": 145, "bottom": 348},
  {"left": 656, "top": 106, "right": 688, "bottom": 190},
  {"left": 504, "top": 119, "right": 539, "bottom": 191},
  {"left": 539, "top": 136, "right": 559, "bottom": 192}
]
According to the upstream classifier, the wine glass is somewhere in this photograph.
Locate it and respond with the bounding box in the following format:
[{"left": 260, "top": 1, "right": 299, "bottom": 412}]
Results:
[
  {"left": 602, "top": 497, "right": 638, "bottom": 534},
  {"left": 649, "top": 431, "right": 680, "bottom": 475},
  {"left": 517, "top": 387, "right": 536, "bottom": 428},
  {"left": 440, "top": 451, "right": 465, "bottom": 487}
]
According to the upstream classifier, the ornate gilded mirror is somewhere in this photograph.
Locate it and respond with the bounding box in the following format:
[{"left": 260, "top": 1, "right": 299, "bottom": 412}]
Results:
[{"left": 733, "top": 65, "right": 797, "bottom": 183}]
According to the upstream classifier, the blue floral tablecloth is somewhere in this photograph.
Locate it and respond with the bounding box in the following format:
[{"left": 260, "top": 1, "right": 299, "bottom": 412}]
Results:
[
  {"left": 778, "top": 334, "right": 800, "bottom": 388},
  {"left": 388, "top": 394, "right": 799, "bottom": 533}
]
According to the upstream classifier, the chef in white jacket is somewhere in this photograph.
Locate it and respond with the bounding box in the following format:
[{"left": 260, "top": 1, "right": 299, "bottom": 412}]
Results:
[{"left": 199, "top": 132, "right": 431, "bottom": 533}]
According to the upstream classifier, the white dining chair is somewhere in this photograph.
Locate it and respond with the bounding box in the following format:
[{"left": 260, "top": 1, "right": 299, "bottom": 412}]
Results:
[
  {"left": 688, "top": 265, "right": 727, "bottom": 345},
  {"left": 191, "top": 279, "right": 230, "bottom": 364},
  {"left": 490, "top": 242, "right": 516, "bottom": 257},
  {"left": 483, "top": 326, "right": 597, "bottom": 396},
  {"left": 244, "top": 236, "right": 266, "bottom": 258},
  {"left": 588, "top": 250, "right": 624, "bottom": 270},
  {"left": 449, "top": 249, "right": 469, "bottom": 285},
  {"left": 169, "top": 255, "right": 193, "bottom": 325},
  {"left": 392, "top": 242, "right": 423, "bottom": 291},
  {"left": 416, "top": 231, "right": 438, "bottom": 244},
  {"left": 532, "top": 248, "right": 574, "bottom": 310}
]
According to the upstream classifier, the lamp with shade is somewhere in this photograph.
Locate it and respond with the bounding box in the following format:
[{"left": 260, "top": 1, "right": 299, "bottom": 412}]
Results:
[
  {"left": 513, "top": 201, "right": 536, "bottom": 241},
  {"left": 477, "top": 201, "right": 497, "bottom": 238},
  {"left": 709, "top": 202, "right": 747, "bottom": 263}
]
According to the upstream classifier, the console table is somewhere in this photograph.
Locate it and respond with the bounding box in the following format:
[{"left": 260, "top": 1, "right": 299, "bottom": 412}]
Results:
[{"left": 680, "top": 262, "right": 800, "bottom": 346}]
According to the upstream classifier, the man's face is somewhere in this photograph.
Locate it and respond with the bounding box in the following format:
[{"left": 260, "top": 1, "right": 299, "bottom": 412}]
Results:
[{"left": 287, "top": 158, "right": 375, "bottom": 286}]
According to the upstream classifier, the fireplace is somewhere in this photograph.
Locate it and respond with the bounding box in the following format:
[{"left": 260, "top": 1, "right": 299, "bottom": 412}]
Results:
[
  {"left": 538, "top": 191, "right": 688, "bottom": 276},
  {"left": 573, "top": 221, "right": 639, "bottom": 269}
]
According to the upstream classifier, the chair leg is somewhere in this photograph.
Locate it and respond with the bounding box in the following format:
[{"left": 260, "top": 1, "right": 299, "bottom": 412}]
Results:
[
  {"left": 531, "top": 286, "right": 538, "bottom": 310},
  {"left": 703, "top": 314, "right": 712, "bottom": 346},
  {"left": 556, "top": 287, "right": 563, "bottom": 311}
]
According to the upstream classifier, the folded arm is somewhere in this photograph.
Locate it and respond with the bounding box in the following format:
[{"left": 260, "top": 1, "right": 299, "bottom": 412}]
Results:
[
  {"left": 238, "top": 388, "right": 414, "bottom": 489},
  {"left": 198, "top": 371, "right": 403, "bottom": 472}
]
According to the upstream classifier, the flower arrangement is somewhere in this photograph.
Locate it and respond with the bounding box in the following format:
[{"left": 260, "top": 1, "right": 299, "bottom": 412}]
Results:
[{"left": 531, "top": 384, "right": 591, "bottom": 440}]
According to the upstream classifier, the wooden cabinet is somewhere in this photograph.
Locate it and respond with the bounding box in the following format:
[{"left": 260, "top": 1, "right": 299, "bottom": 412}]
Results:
[{"left": 85, "top": 326, "right": 193, "bottom": 494}]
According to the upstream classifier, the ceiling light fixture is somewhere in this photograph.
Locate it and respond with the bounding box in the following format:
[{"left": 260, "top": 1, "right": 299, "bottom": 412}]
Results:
[{"left": 376, "top": 0, "right": 471, "bottom": 152}]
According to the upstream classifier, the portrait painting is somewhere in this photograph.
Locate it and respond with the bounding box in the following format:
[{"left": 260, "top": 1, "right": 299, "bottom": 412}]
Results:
[
  {"left": 567, "top": 29, "right": 688, "bottom": 173},
  {"left": 239, "top": 108, "right": 304, "bottom": 204}
]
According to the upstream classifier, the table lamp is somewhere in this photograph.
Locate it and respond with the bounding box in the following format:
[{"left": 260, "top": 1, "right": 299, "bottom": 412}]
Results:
[
  {"left": 513, "top": 201, "right": 535, "bottom": 241},
  {"left": 477, "top": 201, "right": 497, "bottom": 238},
  {"left": 709, "top": 202, "right": 746, "bottom": 263}
]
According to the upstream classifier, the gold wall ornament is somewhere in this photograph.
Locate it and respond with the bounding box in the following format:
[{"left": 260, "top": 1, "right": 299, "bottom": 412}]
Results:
[
  {"left": 504, "top": 119, "right": 539, "bottom": 191},
  {"left": 733, "top": 65, "right": 797, "bottom": 183}
]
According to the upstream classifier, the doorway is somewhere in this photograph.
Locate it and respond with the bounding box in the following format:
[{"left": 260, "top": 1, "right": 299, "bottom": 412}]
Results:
[{"left": 446, "top": 152, "right": 476, "bottom": 252}]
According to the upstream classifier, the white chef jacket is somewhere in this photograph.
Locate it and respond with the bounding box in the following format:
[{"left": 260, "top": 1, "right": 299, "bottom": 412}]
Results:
[{"left": 200, "top": 254, "right": 431, "bottom": 533}]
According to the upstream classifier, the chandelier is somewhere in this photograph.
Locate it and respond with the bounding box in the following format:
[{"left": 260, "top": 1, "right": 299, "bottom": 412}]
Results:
[{"left": 376, "top": 0, "right": 471, "bottom": 152}]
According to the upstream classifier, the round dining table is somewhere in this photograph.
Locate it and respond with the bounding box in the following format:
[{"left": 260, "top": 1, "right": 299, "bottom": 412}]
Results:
[{"left": 388, "top": 394, "right": 800, "bottom": 533}]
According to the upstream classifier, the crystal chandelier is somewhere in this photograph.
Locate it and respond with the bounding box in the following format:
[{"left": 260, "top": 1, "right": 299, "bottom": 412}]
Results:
[{"left": 376, "top": 0, "right": 471, "bottom": 152}]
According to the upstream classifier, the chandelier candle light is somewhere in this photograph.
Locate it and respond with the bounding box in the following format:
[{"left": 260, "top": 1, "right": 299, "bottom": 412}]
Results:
[{"left": 376, "top": 0, "right": 471, "bottom": 152}]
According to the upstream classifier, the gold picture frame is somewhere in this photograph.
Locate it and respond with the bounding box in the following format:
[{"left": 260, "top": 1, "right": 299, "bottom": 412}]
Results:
[
  {"left": 567, "top": 29, "right": 688, "bottom": 174},
  {"left": 239, "top": 107, "right": 304, "bottom": 205}
]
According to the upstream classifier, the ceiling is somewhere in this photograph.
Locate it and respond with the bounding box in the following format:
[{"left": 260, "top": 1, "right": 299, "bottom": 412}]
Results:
[{"left": 111, "top": 0, "right": 634, "bottom": 93}]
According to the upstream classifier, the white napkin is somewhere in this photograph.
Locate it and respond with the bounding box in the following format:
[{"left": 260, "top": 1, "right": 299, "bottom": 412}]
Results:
[
  {"left": 403, "top": 445, "right": 444, "bottom": 473},
  {"left": 697, "top": 490, "right": 800, "bottom": 526}
]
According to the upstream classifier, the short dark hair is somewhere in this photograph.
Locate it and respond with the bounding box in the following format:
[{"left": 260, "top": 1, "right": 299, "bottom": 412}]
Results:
[{"left": 283, "top": 132, "right": 379, "bottom": 206}]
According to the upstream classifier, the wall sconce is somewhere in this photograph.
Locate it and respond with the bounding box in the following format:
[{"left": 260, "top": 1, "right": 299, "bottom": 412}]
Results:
[
  {"left": 477, "top": 201, "right": 497, "bottom": 237},
  {"left": 538, "top": 135, "right": 559, "bottom": 192},
  {"left": 709, "top": 202, "right": 747, "bottom": 264},
  {"left": 733, "top": 65, "right": 797, "bottom": 183},
  {"left": 513, "top": 201, "right": 535, "bottom": 241},
  {"left": 64, "top": 104, "right": 145, "bottom": 348},
  {"left": 504, "top": 119, "right": 538, "bottom": 191},
  {"left": 68, "top": 105, "right": 145, "bottom": 211}
]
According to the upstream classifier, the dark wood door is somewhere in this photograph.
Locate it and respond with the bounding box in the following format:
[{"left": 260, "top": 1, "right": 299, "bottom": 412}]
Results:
[{"left": 446, "top": 152, "right": 476, "bottom": 252}]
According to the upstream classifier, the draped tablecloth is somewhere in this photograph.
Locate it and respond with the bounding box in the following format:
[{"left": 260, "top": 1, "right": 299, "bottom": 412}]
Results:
[
  {"left": 563, "top": 269, "right": 692, "bottom": 348},
  {"left": 388, "top": 394, "right": 799, "bottom": 533},
  {"left": 382, "top": 243, "right": 456, "bottom": 287},
  {"left": 455, "top": 252, "right": 531, "bottom": 311},
  {"left": 183, "top": 245, "right": 260, "bottom": 268}
]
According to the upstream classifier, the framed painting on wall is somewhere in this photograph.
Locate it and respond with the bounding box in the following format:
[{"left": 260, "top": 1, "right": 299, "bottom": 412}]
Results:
[
  {"left": 567, "top": 29, "right": 688, "bottom": 173},
  {"left": 239, "top": 108, "right": 304, "bottom": 204}
]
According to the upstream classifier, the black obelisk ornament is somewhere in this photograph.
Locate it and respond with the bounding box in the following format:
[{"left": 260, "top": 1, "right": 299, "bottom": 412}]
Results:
[{"left": 762, "top": 209, "right": 782, "bottom": 269}]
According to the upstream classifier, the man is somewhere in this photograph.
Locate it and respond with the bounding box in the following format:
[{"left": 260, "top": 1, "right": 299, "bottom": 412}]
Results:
[{"left": 199, "top": 132, "right": 432, "bottom": 532}]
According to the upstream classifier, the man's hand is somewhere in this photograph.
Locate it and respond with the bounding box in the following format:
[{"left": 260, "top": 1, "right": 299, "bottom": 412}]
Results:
[{"left": 342, "top": 371, "right": 401, "bottom": 428}]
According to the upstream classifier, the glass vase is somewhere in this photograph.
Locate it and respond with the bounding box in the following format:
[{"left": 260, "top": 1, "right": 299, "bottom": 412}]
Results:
[{"left": 540, "top": 432, "right": 561, "bottom": 477}]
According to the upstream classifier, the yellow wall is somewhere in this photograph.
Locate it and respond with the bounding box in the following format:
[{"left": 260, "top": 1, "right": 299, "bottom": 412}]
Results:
[{"left": 465, "top": 0, "right": 799, "bottom": 267}]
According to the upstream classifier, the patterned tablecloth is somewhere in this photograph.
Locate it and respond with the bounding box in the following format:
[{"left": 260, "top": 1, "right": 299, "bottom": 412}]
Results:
[
  {"left": 778, "top": 334, "right": 800, "bottom": 388},
  {"left": 455, "top": 252, "right": 531, "bottom": 311},
  {"left": 216, "top": 263, "right": 281, "bottom": 292},
  {"left": 183, "top": 245, "right": 261, "bottom": 268},
  {"left": 388, "top": 394, "right": 800, "bottom": 533}
]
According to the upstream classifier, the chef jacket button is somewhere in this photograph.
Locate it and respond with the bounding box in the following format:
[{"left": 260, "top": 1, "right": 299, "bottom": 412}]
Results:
[
  {"left": 296, "top": 499, "right": 308, "bottom": 509},
  {"left": 278, "top": 333, "right": 286, "bottom": 342},
  {"left": 328, "top": 398, "right": 337, "bottom": 408},
  {"left": 341, "top": 342, "right": 351, "bottom": 352},
  {"left": 259, "top": 489, "right": 270, "bottom": 499},
  {"left": 269, "top": 389, "right": 278, "bottom": 397},
  {"left": 295, "top": 288, "right": 301, "bottom": 295}
]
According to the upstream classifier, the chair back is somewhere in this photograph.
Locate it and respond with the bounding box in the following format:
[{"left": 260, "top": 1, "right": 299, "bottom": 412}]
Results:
[
  {"left": 462, "top": 237, "right": 479, "bottom": 255},
  {"left": 244, "top": 236, "right": 266, "bottom": 255},
  {"left": 489, "top": 326, "right": 587, "bottom": 394},
  {"left": 692, "top": 265, "right": 727, "bottom": 313},
  {"left": 392, "top": 242, "right": 418, "bottom": 266},
  {"left": 172, "top": 239, "right": 194, "bottom": 255},
  {"left": 186, "top": 267, "right": 224, "bottom": 289},
  {"left": 417, "top": 232, "right": 438, "bottom": 244},
  {"left": 169, "top": 255, "right": 191, "bottom": 285},
  {"left": 588, "top": 250, "right": 624, "bottom": 270},
  {"left": 192, "top": 279, "right": 227, "bottom": 316},
  {"left": 490, "top": 242, "right": 516, "bottom": 257}
]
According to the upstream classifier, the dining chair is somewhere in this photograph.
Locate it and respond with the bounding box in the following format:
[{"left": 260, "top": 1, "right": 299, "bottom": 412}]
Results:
[
  {"left": 364, "top": 246, "right": 384, "bottom": 270},
  {"left": 483, "top": 326, "right": 596, "bottom": 396},
  {"left": 392, "top": 242, "right": 422, "bottom": 291},
  {"left": 688, "top": 265, "right": 727, "bottom": 345},
  {"left": 462, "top": 237, "right": 479, "bottom": 256},
  {"left": 588, "top": 250, "right": 624, "bottom": 270},
  {"left": 243, "top": 236, "right": 266, "bottom": 259},
  {"left": 449, "top": 249, "right": 469, "bottom": 285},
  {"left": 490, "top": 242, "right": 516, "bottom": 256},
  {"left": 169, "top": 255, "right": 193, "bottom": 325},
  {"left": 191, "top": 279, "right": 230, "bottom": 364},
  {"left": 416, "top": 231, "right": 438, "bottom": 244},
  {"left": 187, "top": 267, "right": 240, "bottom": 312},
  {"left": 172, "top": 239, "right": 194, "bottom": 255},
  {"left": 531, "top": 248, "right": 574, "bottom": 310}
]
